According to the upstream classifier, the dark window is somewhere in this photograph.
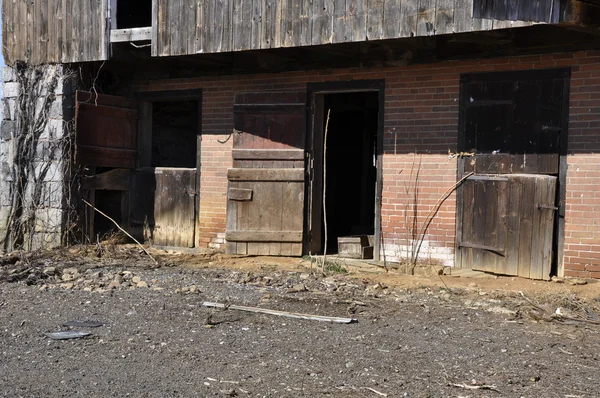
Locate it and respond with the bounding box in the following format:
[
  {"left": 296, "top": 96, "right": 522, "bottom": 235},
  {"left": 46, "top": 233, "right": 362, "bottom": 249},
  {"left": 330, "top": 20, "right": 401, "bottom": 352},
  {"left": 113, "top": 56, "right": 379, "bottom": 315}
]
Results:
[
  {"left": 460, "top": 70, "right": 568, "bottom": 155},
  {"left": 117, "top": 0, "right": 152, "bottom": 29}
]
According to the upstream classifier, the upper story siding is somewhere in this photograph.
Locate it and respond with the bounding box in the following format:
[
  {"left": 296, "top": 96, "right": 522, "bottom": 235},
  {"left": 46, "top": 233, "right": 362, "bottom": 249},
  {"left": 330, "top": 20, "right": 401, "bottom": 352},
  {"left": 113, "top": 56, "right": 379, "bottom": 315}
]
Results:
[{"left": 2, "top": 0, "right": 591, "bottom": 66}]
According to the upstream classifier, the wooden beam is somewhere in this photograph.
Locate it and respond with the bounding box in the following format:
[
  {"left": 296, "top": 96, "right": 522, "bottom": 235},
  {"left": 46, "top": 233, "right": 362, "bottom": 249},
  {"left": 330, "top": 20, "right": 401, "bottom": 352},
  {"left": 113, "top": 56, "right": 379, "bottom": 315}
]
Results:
[
  {"left": 232, "top": 149, "right": 305, "bottom": 160},
  {"left": 82, "top": 168, "right": 131, "bottom": 190},
  {"left": 228, "top": 188, "right": 253, "bottom": 201},
  {"left": 110, "top": 27, "right": 153, "bottom": 43},
  {"left": 225, "top": 231, "right": 303, "bottom": 243},
  {"left": 227, "top": 168, "right": 305, "bottom": 181}
]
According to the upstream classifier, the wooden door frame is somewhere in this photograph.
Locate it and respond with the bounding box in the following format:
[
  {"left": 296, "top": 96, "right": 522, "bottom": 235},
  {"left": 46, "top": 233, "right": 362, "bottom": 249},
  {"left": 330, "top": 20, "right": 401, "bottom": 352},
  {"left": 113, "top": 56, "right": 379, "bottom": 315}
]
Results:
[
  {"left": 134, "top": 88, "right": 203, "bottom": 247},
  {"left": 455, "top": 68, "right": 571, "bottom": 277},
  {"left": 306, "top": 80, "right": 385, "bottom": 261}
]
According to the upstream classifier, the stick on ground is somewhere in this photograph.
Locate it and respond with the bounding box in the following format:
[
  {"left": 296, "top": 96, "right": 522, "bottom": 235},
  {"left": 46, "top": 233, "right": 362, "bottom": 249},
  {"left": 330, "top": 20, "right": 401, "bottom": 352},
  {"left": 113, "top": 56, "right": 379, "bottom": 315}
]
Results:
[
  {"left": 83, "top": 199, "right": 158, "bottom": 264},
  {"left": 202, "top": 301, "right": 357, "bottom": 324}
]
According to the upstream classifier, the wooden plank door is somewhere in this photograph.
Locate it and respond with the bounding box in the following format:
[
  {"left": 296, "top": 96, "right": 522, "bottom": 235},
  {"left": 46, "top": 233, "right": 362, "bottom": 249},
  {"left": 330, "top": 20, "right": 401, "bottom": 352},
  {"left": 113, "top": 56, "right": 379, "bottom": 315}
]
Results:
[
  {"left": 458, "top": 174, "right": 556, "bottom": 280},
  {"left": 153, "top": 168, "right": 197, "bottom": 247},
  {"left": 75, "top": 91, "right": 138, "bottom": 168},
  {"left": 226, "top": 92, "right": 307, "bottom": 256}
]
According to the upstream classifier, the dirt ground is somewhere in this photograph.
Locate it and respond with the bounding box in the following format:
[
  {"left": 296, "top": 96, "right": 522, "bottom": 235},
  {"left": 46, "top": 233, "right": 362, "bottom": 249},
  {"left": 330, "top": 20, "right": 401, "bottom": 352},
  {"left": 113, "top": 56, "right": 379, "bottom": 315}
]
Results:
[{"left": 1, "top": 245, "right": 600, "bottom": 398}]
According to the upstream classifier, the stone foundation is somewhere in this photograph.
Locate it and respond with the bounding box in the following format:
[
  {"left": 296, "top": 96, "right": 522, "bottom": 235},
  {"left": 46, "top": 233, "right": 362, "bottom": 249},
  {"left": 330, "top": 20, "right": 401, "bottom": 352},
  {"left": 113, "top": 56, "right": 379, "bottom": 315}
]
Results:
[{"left": 0, "top": 64, "right": 75, "bottom": 253}]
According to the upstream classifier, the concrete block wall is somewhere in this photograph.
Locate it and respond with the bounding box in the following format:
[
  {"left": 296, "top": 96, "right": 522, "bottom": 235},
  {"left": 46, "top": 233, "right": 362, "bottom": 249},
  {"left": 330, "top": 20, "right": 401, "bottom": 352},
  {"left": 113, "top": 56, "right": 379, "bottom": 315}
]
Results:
[
  {"left": 0, "top": 64, "right": 75, "bottom": 252},
  {"left": 132, "top": 50, "right": 600, "bottom": 276}
]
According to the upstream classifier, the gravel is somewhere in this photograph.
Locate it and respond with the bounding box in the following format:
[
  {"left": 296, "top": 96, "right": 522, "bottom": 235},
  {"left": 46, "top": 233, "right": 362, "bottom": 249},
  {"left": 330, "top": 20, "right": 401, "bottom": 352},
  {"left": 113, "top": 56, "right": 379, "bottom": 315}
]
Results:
[{"left": 1, "top": 249, "right": 600, "bottom": 397}]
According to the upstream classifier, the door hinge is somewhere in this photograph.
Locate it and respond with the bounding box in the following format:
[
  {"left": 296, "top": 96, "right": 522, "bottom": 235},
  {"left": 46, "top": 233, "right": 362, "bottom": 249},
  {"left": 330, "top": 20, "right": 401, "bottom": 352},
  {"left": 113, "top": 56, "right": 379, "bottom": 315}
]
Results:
[{"left": 538, "top": 204, "right": 558, "bottom": 211}]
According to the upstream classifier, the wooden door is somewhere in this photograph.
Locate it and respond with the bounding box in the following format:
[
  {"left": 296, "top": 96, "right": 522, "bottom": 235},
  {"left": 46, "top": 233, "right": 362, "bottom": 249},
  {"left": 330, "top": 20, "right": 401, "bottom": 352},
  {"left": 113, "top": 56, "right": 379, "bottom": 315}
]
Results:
[
  {"left": 458, "top": 174, "right": 557, "bottom": 280},
  {"left": 75, "top": 91, "right": 138, "bottom": 168},
  {"left": 226, "top": 92, "right": 307, "bottom": 256},
  {"left": 130, "top": 168, "right": 196, "bottom": 247}
]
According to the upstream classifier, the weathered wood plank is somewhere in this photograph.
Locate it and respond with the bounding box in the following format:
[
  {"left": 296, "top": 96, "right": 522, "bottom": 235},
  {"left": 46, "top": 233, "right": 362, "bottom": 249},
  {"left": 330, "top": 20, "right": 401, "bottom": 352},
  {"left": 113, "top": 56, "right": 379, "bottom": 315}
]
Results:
[
  {"left": 400, "top": 0, "right": 418, "bottom": 37},
  {"left": 299, "top": 0, "right": 313, "bottom": 46},
  {"left": 110, "top": 27, "right": 153, "bottom": 43},
  {"left": 221, "top": 0, "right": 234, "bottom": 52},
  {"left": 505, "top": 176, "right": 522, "bottom": 276},
  {"left": 312, "top": 0, "right": 334, "bottom": 45},
  {"left": 383, "top": 0, "right": 402, "bottom": 39},
  {"left": 226, "top": 231, "right": 303, "bottom": 243},
  {"left": 232, "top": 149, "right": 305, "bottom": 160},
  {"left": 233, "top": 0, "right": 252, "bottom": 50},
  {"left": 346, "top": 0, "right": 366, "bottom": 42},
  {"left": 366, "top": 0, "right": 384, "bottom": 40},
  {"left": 435, "top": 0, "right": 455, "bottom": 34},
  {"left": 186, "top": 0, "right": 197, "bottom": 55},
  {"left": 250, "top": 0, "right": 262, "bottom": 49},
  {"left": 227, "top": 168, "right": 305, "bottom": 181},
  {"left": 82, "top": 169, "right": 131, "bottom": 191},
  {"left": 228, "top": 188, "right": 254, "bottom": 201},
  {"left": 417, "top": 0, "right": 436, "bottom": 36},
  {"left": 517, "top": 175, "right": 534, "bottom": 279},
  {"left": 333, "top": 0, "right": 347, "bottom": 42}
]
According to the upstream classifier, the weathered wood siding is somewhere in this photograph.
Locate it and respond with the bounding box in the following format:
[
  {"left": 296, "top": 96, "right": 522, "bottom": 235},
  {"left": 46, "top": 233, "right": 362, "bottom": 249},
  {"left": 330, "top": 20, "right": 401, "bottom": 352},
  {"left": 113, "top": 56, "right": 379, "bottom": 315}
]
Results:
[
  {"left": 153, "top": 0, "right": 541, "bottom": 57},
  {"left": 2, "top": 0, "right": 108, "bottom": 65}
]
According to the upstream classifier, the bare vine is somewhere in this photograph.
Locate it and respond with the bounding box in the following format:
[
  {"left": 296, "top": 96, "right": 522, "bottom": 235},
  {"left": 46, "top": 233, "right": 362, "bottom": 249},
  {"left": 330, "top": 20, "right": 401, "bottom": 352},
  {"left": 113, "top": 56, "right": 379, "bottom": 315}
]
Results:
[{"left": 1, "top": 63, "right": 77, "bottom": 252}]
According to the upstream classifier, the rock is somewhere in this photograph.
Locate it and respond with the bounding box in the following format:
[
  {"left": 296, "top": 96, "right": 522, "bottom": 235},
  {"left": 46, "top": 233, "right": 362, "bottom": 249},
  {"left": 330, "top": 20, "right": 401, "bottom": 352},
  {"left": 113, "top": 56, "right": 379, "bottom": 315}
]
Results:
[
  {"left": 39, "top": 284, "right": 48, "bottom": 292},
  {"left": 132, "top": 276, "right": 142, "bottom": 284},
  {"left": 68, "top": 247, "right": 81, "bottom": 254},
  {"left": 43, "top": 267, "right": 56, "bottom": 276},
  {"left": 83, "top": 287, "right": 93, "bottom": 292},
  {"left": 63, "top": 267, "right": 79, "bottom": 275},
  {"left": 287, "top": 283, "right": 307, "bottom": 293},
  {"left": 566, "top": 278, "right": 587, "bottom": 286},
  {"left": 299, "top": 273, "right": 310, "bottom": 280},
  {"left": 136, "top": 281, "right": 149, "bottom": 288},
  {"left": 345, "top": 361, "right": 355, "bottom": 369},
  {"left": 114, "top": 275, "right": 124, "bottom": 285},
  {"left": 62, "top": 283, "right": 74, "bottom": 290},
  {"left": 107, "top": 280, "right": 121, "bottom": 290},
  {"left": 189, "top": 285, "right": 199, "bottom": 294},
  {"left": 468, "top": 282, "right": 477, "bottom": 288},
  {"left": 62, "top": 274, "right": 76, "bottom": 282},
  {"left": 551, "top": 276, "right": 564, "bottom": 283}
]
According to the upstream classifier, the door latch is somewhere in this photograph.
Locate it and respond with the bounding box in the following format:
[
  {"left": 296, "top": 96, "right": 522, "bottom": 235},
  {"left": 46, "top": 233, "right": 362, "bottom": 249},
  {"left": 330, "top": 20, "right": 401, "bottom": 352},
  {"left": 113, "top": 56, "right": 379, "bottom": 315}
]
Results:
[{"left": 538, "top": 204, "right": 558, "bottom": 211}]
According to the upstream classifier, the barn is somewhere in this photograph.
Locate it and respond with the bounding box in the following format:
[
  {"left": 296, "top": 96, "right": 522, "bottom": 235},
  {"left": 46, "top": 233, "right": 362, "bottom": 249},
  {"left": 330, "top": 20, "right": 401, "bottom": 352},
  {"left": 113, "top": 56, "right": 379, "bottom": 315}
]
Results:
[{"left": 1, "top": 0, "right": 600, "bottom": 280}]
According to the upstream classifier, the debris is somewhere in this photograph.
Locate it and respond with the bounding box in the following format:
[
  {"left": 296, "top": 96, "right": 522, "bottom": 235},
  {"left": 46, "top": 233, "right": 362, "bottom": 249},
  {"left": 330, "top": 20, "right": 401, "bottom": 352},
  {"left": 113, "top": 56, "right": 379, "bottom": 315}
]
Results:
[
  {"left": 62, "top": 320, "right": 104, "bottom": 328},
  {"left": 202, "top": 302, "right": 358, "bottom": 324},
  {"left": 83, "top": 199, "right": 158, "bottom": 264},
  {"left": 287, "top": 283, "right": 307, "bottom": 293},
  {"left": 363, "top": 387, "right": 388, "bottom": 397},
  {"left": 43, "top": 267, "right": 56, "bottom": 276},
  {"left": 449, "top": 382, "right": 500, "bottom": 393},
  {"left": 44, "top": 331, "right": 92, "bottom": 340}
]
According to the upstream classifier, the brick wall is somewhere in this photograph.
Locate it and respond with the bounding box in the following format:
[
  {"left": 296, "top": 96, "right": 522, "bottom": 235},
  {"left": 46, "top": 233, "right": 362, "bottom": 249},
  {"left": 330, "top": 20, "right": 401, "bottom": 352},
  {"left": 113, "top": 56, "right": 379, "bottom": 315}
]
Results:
[{"left": 135, "top": 50, "right": 600, "bottom": 277}]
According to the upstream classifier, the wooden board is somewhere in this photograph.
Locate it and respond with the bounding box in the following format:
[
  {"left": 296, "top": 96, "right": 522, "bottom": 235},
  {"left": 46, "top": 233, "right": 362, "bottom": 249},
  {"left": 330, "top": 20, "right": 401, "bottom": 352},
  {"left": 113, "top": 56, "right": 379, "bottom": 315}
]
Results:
[
  {"left": 75, "top": 91, "right": 138, "bottom": 169},
  {"left": 82, "top": 169, "right": 131, "bottom": 191},
  {"left": 3, "top": 0, "right": 108, "bottom": 65},
  {"left": 459, "top": 174, "right": 556, "bottom": 280},
  {"left": 226, "top": 91, "right": 307, "bottom": 256},
  {"left": 150, "top": 0, "right": 545, "bottom": 57},
  {"left": 152, "top": 168, "right": 197, "bottom": 247}
]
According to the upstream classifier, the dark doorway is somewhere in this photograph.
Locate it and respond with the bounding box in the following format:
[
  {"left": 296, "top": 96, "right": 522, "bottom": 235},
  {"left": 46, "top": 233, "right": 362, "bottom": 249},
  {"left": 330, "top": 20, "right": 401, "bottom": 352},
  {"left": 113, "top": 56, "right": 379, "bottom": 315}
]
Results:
[
  {"left": 312, "top": 91, "right": 379, "bottom": 255},
  {"left": 151, "top": 100, "right": 198, "bottom": 168},
  {"left": 116, "top": 0, "right": 152, "bottom": 29}
]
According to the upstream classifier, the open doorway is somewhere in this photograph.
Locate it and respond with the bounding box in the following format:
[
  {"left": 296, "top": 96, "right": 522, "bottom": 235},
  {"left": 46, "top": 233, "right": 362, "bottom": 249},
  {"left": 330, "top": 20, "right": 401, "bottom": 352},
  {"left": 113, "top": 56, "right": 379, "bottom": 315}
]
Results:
[
  {"left": 130, "top": 93, "right": 202, "bottom": 249},
  {"left": 113, "top": 0, "right": 152, "bottom": 29},
  {"left": 308, "top": 87, "right": 382, "bottom": 259}
]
